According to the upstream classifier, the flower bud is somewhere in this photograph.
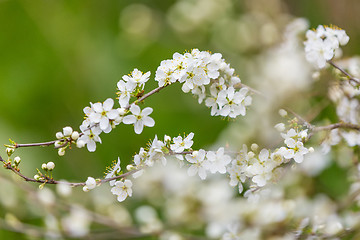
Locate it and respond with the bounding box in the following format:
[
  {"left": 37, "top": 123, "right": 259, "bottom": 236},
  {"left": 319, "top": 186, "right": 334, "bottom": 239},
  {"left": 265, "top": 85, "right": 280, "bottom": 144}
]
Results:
[
  {"left": 300, "top": 131, "right": 308, "bottom": 139},
  {"left": 85, "top": 177, "right": 97, "bottom": 190},
  {"left": 76, "top": 140, "right": 85, "bottom": 148},
  {"left": 56, "top": 132, "right": 64, "bottom": 139},
  {"left": 63, "top": 126, "right": 73, "bottom": 137},
  {"left": 247, "top": 151, "right": 255, "bottom": 158},
  {"left": 71, "top": 131, "right": 79, "bottom": 140},
  {"left": 41, "top": 163, "right": 48, "bottom": 171},
  {"left": 54, "top": 140, "right": 63, "bottom": 148},
  {"left": 34, "top": 174, "right": 41, "bottom": 181},
  {"left": 274, "top": 123, "right": 285, "bottom": 132},
  {"left": 14, "top": 156, "right": 21, "bottom": 165},
  {"left": 82, "top": 186, "right": 90, "bottom": 192},
  {"left": 126, "top": 164, "right": 134, "bottom": 171},
  {"left": 251, "top": 143, "right": 259, "bottom": 151},
  {"left": 46, "top": 162, "right": 55, "bottom": 171},
  {"left": 6, "top": 148, "right": 14, "bottom": 157},
  {"left": 279, "top": 109, "right": 288, "bottom": 117},
  {"left": 164, "top": 135, "right": 171, "bottom": 142},
  {"left": 58, "top": 148, "right": 66, "bottom": 156},
  {"left": 309, "top": 147, "right": 314, "bottom": 153}
]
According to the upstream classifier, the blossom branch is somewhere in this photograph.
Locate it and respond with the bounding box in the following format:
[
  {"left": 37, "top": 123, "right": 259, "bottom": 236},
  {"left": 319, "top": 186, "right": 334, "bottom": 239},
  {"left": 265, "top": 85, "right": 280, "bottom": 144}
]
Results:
[
  {"left": 127, "top": 84, "right": 169, "bottom": 110},
  {"left": 312, "top": 122, "right": 360, "bottom": 132},
  {"left": 0, "top": 153, "right": 142, "bottom": 187},
  {"left": 328, "top": 60, "right": 360, "bottom": 85}
]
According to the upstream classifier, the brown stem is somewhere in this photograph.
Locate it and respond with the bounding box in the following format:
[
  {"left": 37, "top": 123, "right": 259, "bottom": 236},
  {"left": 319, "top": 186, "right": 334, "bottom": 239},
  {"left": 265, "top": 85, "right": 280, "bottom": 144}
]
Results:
[
  {"left": 328, "top": 60, "right": 360, "bottom": 85},
  {"left": 126, "top": 84, "right": 168, "bottom": 110},
  {"left": 313, "top": 122, "right": 360, "bottom": 132},
  {"left": 15, "top": 140, "right": 60, "bottom": 148}
]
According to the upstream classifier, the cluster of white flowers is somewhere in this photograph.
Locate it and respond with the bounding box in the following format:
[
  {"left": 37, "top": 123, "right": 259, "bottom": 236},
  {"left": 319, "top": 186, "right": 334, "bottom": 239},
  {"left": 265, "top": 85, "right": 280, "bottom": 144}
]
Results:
[
  {"left": 99, "top": 123, "right": 315, "bottom": 203},
  {"left": 322, "top": 81, "right": 360, "bottom": 151},
  {"left": 227, "top": 126, "right": 313, "bottom": 194},
  {"left": 155, "top": 49, "right": 252, "bottom": 118},
  {"left": 304, "top": 25, "right": 349, "bottom": 69},
  {"left": 74, "top": 70, "right": 155, "bottom": 152},
  {"left": 55, "top": 50, "right": 253, "bottom": 154}
]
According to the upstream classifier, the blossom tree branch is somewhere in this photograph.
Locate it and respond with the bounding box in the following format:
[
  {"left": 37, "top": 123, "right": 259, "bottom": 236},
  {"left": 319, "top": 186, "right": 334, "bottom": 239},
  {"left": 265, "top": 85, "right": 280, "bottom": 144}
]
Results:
[{"left": 328, "top": 60, "right": 360, "bottom": 85}]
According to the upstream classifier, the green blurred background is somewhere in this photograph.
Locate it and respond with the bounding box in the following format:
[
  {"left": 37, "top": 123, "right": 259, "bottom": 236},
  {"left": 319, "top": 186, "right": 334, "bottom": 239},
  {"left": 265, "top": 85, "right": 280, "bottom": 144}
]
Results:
[{"left": 0, "top": 0, "right": 360, "bottom": 239}]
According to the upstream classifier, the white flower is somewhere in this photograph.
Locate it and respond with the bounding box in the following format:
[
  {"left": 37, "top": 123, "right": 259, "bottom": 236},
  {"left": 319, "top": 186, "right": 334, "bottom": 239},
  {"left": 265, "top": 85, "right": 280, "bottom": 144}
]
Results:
[
  {"left": 88, "top": 98, "right": 119, "bottom": 132},
  {"left": 155, "top": 60, "right": 177, "bottom": 87},
  {"left": 206, "top": 147, "right": 231, "bottom": 174},
  {"left": 105, "top": 158, "right": 121, "bottom": 186},
  {"left": 78, "top": 125, "right": 102, "bottom": 152},
  {"left": 181, "top": 65, "right": 208, "bottom": 93},
  {"left": 185, "top": 149, "right": 209, "bottom": 180},
  {"left": 217, "top": 87, "right": 252, "bottom": 118},
  {"left": 117, "top": 80, "right": 132, "bottom": 108},
  {"left": 170, "top": 132, "right": 194, "bottom": 153},
  {"left": 148, "top": 135, "right": 167, "bottom": 166},
  {"left": 111, "top": 179, "right": 133, "bottom": 202},
  {"left": 284, "top": 138, "right": 309, "bottom": 163},
  {"left": 227, "top": 164, "right": 245, "bottom": 193},
  {"left": 122, "top": 68, "right": 150, "bottom": 90},
  {"left": 122, "top": 105, "right": 155, "bottom": 134}
]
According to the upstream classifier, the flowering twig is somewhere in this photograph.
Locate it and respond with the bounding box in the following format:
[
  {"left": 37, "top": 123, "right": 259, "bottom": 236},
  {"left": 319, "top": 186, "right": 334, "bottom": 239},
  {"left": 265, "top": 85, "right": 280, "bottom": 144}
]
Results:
[
  {"left": 328, "top": 60, "right": 360, "bottom": 85},
  {"left": 127, "top": 84, "right": 169, "bottom": 110},
  {"left": 0, "top": 153, "right": 142, "bottom": 187},
  {"left": 313, "top": 122, "right": 360, "bottom": 132}
]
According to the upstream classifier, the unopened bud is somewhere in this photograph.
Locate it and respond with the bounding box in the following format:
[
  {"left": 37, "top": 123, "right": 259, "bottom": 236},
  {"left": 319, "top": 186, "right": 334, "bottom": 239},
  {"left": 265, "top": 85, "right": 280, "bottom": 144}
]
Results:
[
  {"left": 14, "top": 156, "right": 21, "bottom": 165},
  {"left": 6, "top": 148, "right": 14, "bottom": 157},
  {"left": 247, "top": 151, "right": 255, "bottom": 158},
  {"left": 46, "top": 162, "right": 55, "bottom": 171},
  {"left": 71, "top": 131, "right": 79, "bottom": 140},
  {"left": 76, "top": 140, "right": 85, "bottom": 148},
  {"left": 309, "top": 147, "right": 314, "bottom": 153},
  {"left": 251, "top": 143, "right": 259, "bottom": 151},
  {"left": 126, "top": 164, "right": 134, "bottom": 171},
  {"left": 300, "top": 131, "right": 308, "bottom": 139},
  {"left": 41, "top": 163, "right": 48, "bottom": 171},
  {"left": 56, "top": 132, "right": 64, "bottom": 139},
  {"left": 82, "top": 186, "right": 90, "bottom": 192},
  {"left": 164, "top": 135, "right": 171, "bottom": 142},
  {"left": 58, "top": 148, "right": 66, "bottom": 156},
  {"left": 63, "top": 126, "right": 73, "bottom": 137},
  {"left": 279, "top": 109, "right": 288, "bottom": 117},
  {"left": 274, "top": 123, "right": 286, "bottom": 132},
  {"left": 54, "top": 140, "right": 62, "bottom": 148},
  {"left": 34, "top": 174, "right": 41, "bottom": 181}
]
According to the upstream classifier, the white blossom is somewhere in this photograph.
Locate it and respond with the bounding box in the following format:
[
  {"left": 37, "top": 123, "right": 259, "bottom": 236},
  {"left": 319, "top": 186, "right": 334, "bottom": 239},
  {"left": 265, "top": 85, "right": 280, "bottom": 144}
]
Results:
[
  {"left": 88, "top": 98, "right": 119, "bottom": 132},
  {"left": 123, "top": 68, "right": 150, "bottom": 90},
  {"left": 185, "top": 149, "right": 209, "bottom": 180},
  {"left": 170, "top": 132, "right": 194, "bottom": 153},
  {"left": 78, "top": 124, "right": 102, "bottom": 152},
  {"left": 206, "top": 147, "right": 231, "bottom": 174},
  {"left": 122, "top": 105, "right": 155, "bottom": 134},
  {"left": 111, "top": 179, "right": 133, "bottom": 202},
  {"left": 105, "top": 158, "right": 121, "bottom": 186}
]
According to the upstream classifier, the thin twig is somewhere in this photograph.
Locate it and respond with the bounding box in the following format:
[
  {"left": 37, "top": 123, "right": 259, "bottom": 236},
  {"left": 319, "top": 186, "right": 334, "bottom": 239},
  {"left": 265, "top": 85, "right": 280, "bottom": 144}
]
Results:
[
  {"left": 15, "top": 140, "right": 60, "bottom": 148},
  {"left": 126, "top": 84, "right": 168, "bottom": 110},
  {"left": 328, "top": 60, "right": 360, "bottom": 85},
  {"left": 313, "top": 122, "right": 360, "bottom": 132}
]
